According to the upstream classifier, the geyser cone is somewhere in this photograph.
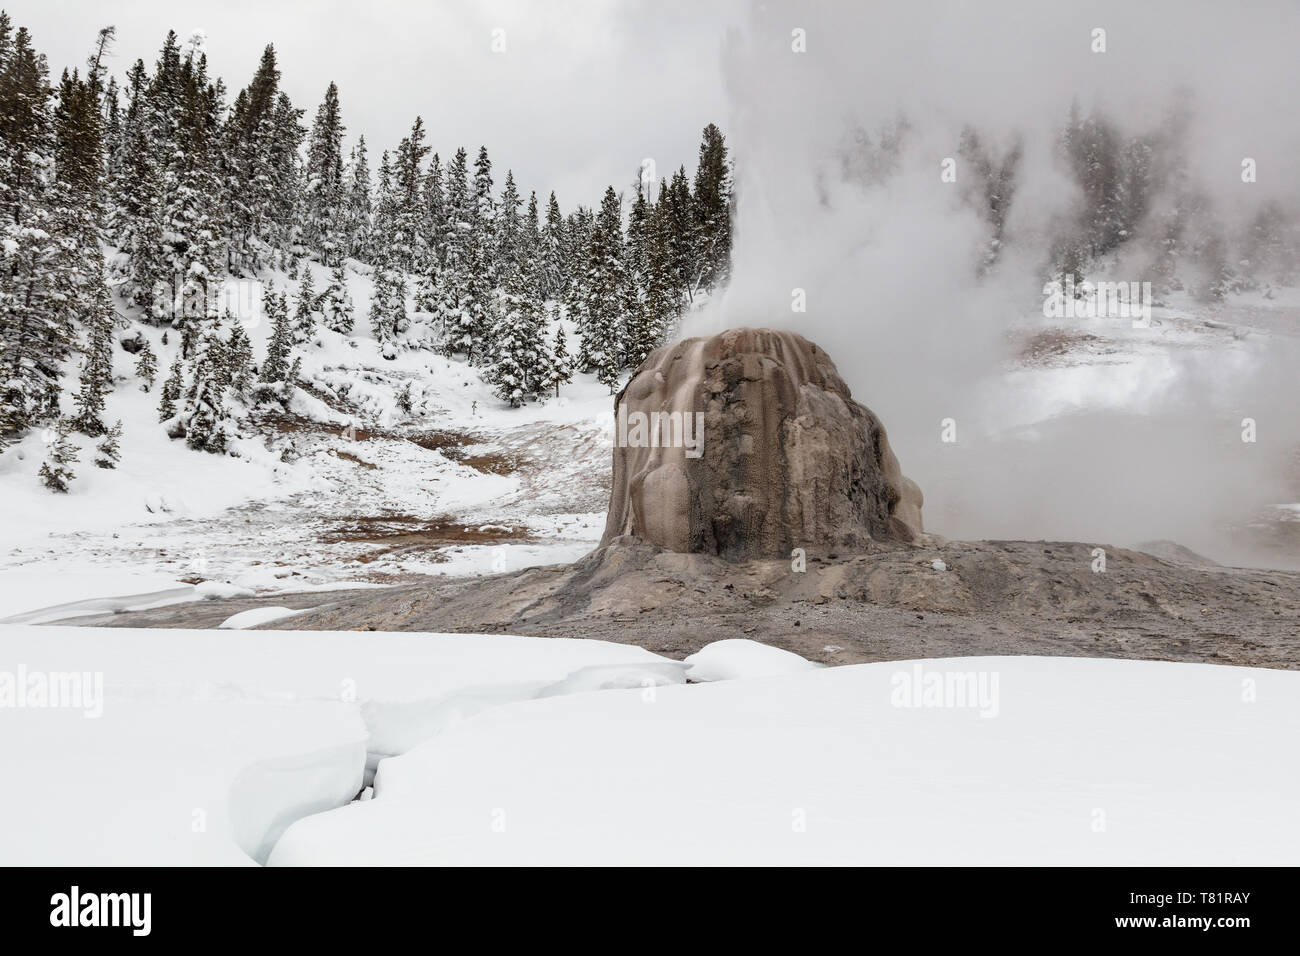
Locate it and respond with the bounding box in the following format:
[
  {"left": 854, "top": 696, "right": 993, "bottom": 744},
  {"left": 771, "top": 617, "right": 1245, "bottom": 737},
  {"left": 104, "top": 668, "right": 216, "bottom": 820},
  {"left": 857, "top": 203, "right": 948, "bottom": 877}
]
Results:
[{"left": 601, "top": 327, "right": 923, "bottom": 560}]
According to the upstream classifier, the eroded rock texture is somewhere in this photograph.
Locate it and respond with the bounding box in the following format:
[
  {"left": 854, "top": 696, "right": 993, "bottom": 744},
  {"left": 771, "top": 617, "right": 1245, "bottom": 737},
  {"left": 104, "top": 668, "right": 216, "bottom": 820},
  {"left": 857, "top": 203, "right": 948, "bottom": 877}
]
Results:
[{"left": 601, "top": 327, "right": 923, "bottom": 560}]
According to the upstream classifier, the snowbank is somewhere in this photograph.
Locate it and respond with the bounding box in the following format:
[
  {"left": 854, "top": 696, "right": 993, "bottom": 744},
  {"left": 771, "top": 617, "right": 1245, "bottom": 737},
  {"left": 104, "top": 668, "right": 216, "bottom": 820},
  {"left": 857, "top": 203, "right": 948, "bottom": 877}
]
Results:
[
  {"left": 683, "top": 638, "right": 820, "bottom": 681},
  {"left": 0, "top": 570, "right": 193, "bottom": 623},
  {"left": 0, "top": 624, "right": 673, "bottom": 865},
  {"left": 218, "top": 606, "right": 305, "bottom": 629},
  {"left": 270, "top": 656, "right": 1300, "bottom": 866}
]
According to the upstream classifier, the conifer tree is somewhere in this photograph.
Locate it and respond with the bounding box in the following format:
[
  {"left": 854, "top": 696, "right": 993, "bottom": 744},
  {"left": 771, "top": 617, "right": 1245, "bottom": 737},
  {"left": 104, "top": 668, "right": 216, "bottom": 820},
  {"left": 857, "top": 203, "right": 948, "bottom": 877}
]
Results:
[
  {"left": 321, "top": 264, "right": 354, "bottom": 333},
  {"left": 691, "top": 123, "right": 732, "bottom": 293},
  {"left": 72, "top": 286, "right": 116, "bottom": 436},
  {"left": 0, "top": 24, "right": 72, "bottom": 441},
  {"left": 39, "top": 421, "right": 79, "bottom": 492},
  {"left": 495, "top": 169, "right": 522, "bottom": 285},
  {"left": 438, "top": 147, "right": 476, "bottom": 354},
  {"left": 303, "top": 81, "right": 345, "bottom": 264},
  {"left": 579, "top": 186, "right": 630, "bottom": 389},
  {"left": 293, "top": 266, "right": 318, "bottom": 342},
  {"left": 225, "top": 320, "right": 254, "bottom": 398},
  {"left": 639, "top": 195, "right": 678, "bottom": 353},
  {"left": 183, "top": 331, "right": 229, "bottom": 453},
  {"left": 260, "top": 284, "right": 293, "bottom": 383},
  {"left": 522, "top": 190, "right": 542, "bottom": 293},
  {"left": 158, "top": 355, "right": 183, "bottom": 420},
  {"left": 368, "top": 150, "right": 407, "bottom": 355},
  {"left": 665, "top": 167, "right": 696, "bottom": 304},
  {"left": 342, "top": 134, "right": 372, "bottom": 260},
  {"left": 94, "top": 419, "right": 122, "bottom": 469},
  {"left": 390, "top": 117, "right": 430, "bottom": 272},
  {"left": 542, "top": 191, "right": 565, "bottom": 301},
  {"left": 542, "top": 322, "right": 573, "bottom": 398},
  {"left": 415, "top": 151, "right": 445, "bottom": 312},
  {"left": 161, "top": 46, "right": 225, "bottom": 335},
  {"left": 561, "top": 205, "right": 594, "bottom": 320},
  {"left": 135, "top": 339, "right": 158, "bottom": 391},
  {"left": 485, "top": 252, "right": 547, "bottom": 406},
  {"left": 283, "top": 354, "right": 302, "bottom": 399},
  {"left": 423, "top": 152, "right": 446, "bottom": 266}
]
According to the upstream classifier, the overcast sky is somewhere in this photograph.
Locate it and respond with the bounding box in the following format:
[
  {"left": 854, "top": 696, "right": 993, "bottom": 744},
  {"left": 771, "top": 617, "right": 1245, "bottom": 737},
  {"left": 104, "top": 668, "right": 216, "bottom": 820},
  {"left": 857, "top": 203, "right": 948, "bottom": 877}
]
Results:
[{"left": 9, "top": 0, "right": 738, "bottom": 206}]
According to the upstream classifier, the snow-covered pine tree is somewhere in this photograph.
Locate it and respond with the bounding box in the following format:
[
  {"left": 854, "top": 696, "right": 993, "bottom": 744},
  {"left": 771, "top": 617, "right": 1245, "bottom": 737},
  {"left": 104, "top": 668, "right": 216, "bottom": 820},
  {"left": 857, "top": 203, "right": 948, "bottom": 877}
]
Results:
[
  {"left": 260, "top": 284, "right": 293, "bottom": 384},
  {"left": 485, "top": 250, "right": 547, "bottom": 407},
  {"left": 303, "top": 81, "right": 346, "bottom": 264},
  {"left": 135, "top": 339, "right": 158, "bottom": 391},
  {"left": 94, "top": 419, "right": 122, "bottom": 469},
  {"left": 639, "top": 191, "right": 678, "bottom": 353},
  {"left": 0, "top": 23, "right": 72, "bottom": 444},
  {"left": 182, "top": 331, "right": 229, "bottom": 453},
  {"left": 283, "top": 354, "right": 302, "bottom": 401},
  {"left": 368, "top": 150, "right": 408, "bottom": 357},
  {"left": 158, "top": 355, "right": 183, "bottom": 420},
  {"left": 162, "top": 47, "right": 226, "bottom": 341},
  {"left": 455, "top": 145, "right": 497, "bottom": 363},
  {"left": 691, "top": 123, "right": 732, "bottom": 294},
  {"left": 268, "top": 91, "right": 305, "bottom": 257},
  {"left": 579, "top": 186, "right": 630, "bottom": 390},
  {"left": 52, "top": 65, "right": 112, "bottom": 326},
  {"left": 541, "top": 322, "right": 573, "bottom": 398},
  {"left": 438, "top": 147, "right": 475, "bottom": 355},
  {"left": 626, "top": 176, "right": 651, "bottom": 294},
  {"left": 396, "top": 379, "right": 414, "bottom": 415},
  {"left": 495, "top": 169, "right": 522, "bottom": 287},
  {"left": 71, "top": 284, "right": 116, "bottom": 437},
  {"left": 223, "top": 45, "right": 303, "bottom": 270},
  {"left": 390, "top": 116, "right": 430, "bottom": 273},
  {"left": 321, "top": 264, "right": 354, "bottom": 333},
  {"left": 664, "top": 167, "right": 697, "bottom": 306},
  {"left": 423, "top": 152, "right": 446, "bottom": 267},
  {"left": 368, "top": 260, "right": 396, "bottom": 354},
  {"left": 523, "top": 190, "right": 542, "bottom": 289},
  {"left": 225, "top": 318, "right": 254, "bottom": 399},
  {"left": 561, "top": 205, "right": 594, "bottom": 329},
  {"left": 473, "top": 145, "right": 495, "bottom": 224},
  {"left": 341, "top": 134, "right": 372, "bottom": 261},
  {"left": 415, "top": 151, "right": 446, "bottom": 313},
  {"left": 38, "top": 421, "right": 79, "bottom": 492},
  {"left": 111, "top": 58, "right": 165, "bottom": 314},
  {"left": 463, "top": 223, "right": 494, "bottom": 363},
  {"left": 541, "top": 191, "right": 564, "bottom": 301},
  {"left": 292, "top": 266, "right": 318, "bottom": 342}
]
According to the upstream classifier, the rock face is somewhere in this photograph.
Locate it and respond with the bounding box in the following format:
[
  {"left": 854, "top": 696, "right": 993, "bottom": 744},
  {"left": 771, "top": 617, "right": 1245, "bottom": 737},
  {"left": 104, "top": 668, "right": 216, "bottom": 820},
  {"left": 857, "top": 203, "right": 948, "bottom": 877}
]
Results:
[{"left": 601, "top": 327, "right": 923, "bottom": 561}]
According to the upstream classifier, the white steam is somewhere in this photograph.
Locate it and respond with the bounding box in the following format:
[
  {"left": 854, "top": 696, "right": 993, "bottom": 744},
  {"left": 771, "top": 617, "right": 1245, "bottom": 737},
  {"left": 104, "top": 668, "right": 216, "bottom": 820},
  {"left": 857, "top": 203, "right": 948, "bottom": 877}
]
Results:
[{"left": 693, "top": 0, "right": 1300, "bottom": 565}]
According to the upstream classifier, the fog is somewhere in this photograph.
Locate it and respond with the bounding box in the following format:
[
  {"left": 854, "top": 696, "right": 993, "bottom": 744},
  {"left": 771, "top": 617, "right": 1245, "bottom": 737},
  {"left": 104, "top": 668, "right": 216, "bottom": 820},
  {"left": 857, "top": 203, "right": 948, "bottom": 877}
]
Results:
[{"left": 693, "top": 0, "right": 1300, "bottom": 564}]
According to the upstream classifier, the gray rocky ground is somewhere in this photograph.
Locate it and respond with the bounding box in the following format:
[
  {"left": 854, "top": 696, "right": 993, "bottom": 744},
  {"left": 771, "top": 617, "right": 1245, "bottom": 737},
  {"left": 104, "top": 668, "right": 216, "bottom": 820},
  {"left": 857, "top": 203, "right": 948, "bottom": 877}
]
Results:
[{"left": 76, "top": 536, "right": 1300, "bottom": 669}]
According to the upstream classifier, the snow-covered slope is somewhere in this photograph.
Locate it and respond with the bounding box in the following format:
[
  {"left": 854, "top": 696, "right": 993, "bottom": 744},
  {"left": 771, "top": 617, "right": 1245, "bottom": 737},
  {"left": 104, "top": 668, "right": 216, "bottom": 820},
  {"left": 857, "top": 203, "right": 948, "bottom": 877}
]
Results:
[{"left": 0, "top": 259, "right": 618, "bottom": 596}]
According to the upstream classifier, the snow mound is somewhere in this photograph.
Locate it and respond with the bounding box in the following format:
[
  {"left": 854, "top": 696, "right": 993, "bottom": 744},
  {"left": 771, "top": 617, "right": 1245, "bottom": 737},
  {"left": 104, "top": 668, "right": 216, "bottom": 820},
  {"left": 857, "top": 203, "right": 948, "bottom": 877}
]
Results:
[
  {"left": 218, "top": 607, "right": 305, "bottom": 629},
  {"left": 684, "top": 639, "right": 819, "bottom": 681}
]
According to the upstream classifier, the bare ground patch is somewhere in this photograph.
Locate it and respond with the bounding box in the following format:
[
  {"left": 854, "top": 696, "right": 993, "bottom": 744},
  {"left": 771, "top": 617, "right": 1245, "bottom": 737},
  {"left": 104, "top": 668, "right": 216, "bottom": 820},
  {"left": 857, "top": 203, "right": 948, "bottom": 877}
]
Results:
[{"left": 321, "top": 515, "right": 534, "bottom": 564}]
